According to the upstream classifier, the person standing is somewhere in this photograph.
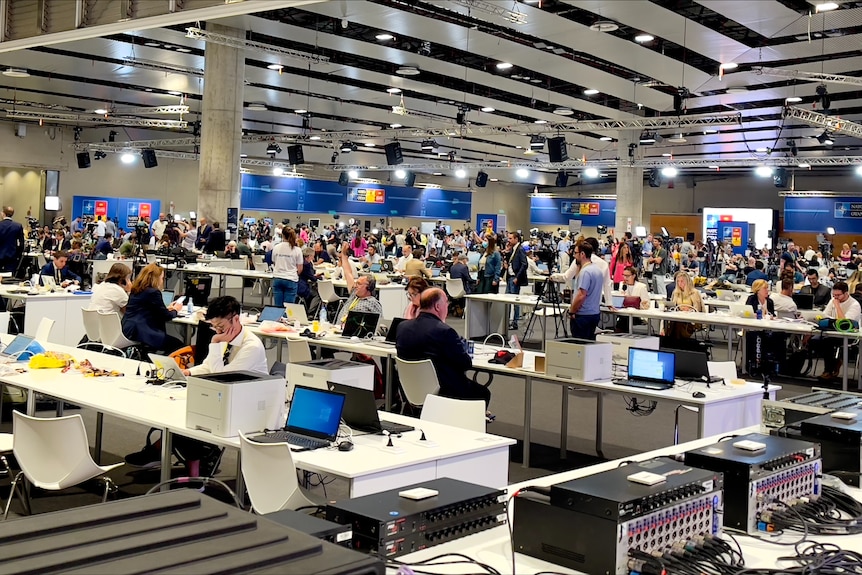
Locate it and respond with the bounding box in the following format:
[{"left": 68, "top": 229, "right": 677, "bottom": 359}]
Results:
[
  {"left": 271, "top": 226, "right": 303, "bottom": 306},
  {"left": 0, "top": 206, "right": 24, "bottom": 273},
  {"left": 204, "top": 222, "right": 226, "bottom": 254},
  {"left": 476, "top": 236, "right": 501, "bottom": 294},
  {"left": 568, "top": 241, "right": 603, "bottom": 340},
  {"left": 503, "top": 231, "right": 528, "bottom": 329},
  {"left": 195, "top": 217, "right": 211, "bottom": 251}
]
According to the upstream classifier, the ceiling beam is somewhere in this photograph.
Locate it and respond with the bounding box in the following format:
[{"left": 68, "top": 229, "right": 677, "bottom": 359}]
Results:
[{"left": 782, "top": 106, "right": 862, "bottom": 139}]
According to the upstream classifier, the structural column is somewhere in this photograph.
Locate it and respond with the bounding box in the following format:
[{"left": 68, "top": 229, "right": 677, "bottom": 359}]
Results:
[
  {"left": 614, "top": 130, "right": 645, "bottom": 235},
  {"left": 198, "top": 24, "right": 244, "bottom": 229}
]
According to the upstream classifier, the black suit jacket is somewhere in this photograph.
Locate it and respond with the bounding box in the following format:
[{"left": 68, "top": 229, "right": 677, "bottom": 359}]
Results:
[
  {"left": 507, "top": 246, "right": 528, "bottom": 284},
  {"left": 396, "top": 312, "right": 473, "bottom": 399},
  {"left": 196, "top": 224, "right": 212, "bottom": 248},
  {"left": 0, "top": 218, "right": 23, "bottom": 262},
  {"left": 204, "top": 229, "right": 226, "bottom": 254},
  {"left": 122, "top": 287, "right": 177, "bottom": 350},
  {"left": 448, "top": 262, "right": 473, "bottom": 294},
  {"left": 40, "top": 262, "right": 81, "bottom": 284}
]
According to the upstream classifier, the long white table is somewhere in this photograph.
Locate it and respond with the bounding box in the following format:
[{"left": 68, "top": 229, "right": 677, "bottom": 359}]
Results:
[
  {"left": 0, "top": 285, "right": 90, "bottom": 346},
  {"left": 0, "top": 336, "right": 514, "bottom": 499}
]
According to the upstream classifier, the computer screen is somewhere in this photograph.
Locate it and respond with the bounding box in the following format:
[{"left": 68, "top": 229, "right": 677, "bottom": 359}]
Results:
[
  {"left": 258, "top": 306, "right": 285, "bottom": 322},
  {"left": 162, "top": 291, "right": 175, "bottom": 307},
  {"left": 628, "top": 348, "right": 675, "bottom": 383},
  {"left": 287, "top": 386, "right": 345, "bottom": 438}
]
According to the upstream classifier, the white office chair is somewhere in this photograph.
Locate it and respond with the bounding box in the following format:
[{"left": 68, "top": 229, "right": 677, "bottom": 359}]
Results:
[
  {"left": 36, "top": 254, "right": 47, "bottom": 269},
  {"left": 79, "top": 309, "right": 103, "bottom": 350},
  {"left": 445, "top": 278, "right": 466, "bottom": 300},
  {"left": 0, "top": 433, "right": 26, "bottom": 518},
  {"left": 97, "top": 312, "right": 140, "bottom": 358},
  {"left": 286, "top": 339, "right": 313, "bottom": 364},
  {"left": 317, "top": 280, "right": 345, "bottom": 321},
  {"left": 394, "top": 357, "right": 439, "bottom": 412},
  {"left": 0, "top": 311, "right": 9, "bottom": 335},
  {"left": 4, "top": 412, "right": 123, "bottom": 519},
  {"left": 238, "top": 431, "right": 316, "bottom": 514},
  {"left": 34, "top": 317, "right": 54, "bottom": 342},
  {"left": 420, "top": 395, "right": 485, "bottom": 433}
]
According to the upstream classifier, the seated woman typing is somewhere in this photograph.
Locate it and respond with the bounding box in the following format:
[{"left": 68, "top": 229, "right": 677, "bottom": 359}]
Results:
[{"left": 121, "top": 262, "right": 184, "bottom": 353}]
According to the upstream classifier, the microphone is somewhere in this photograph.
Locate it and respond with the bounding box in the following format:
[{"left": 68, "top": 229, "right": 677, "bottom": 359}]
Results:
[{"left": 622, "top": 284, "right": 627, "bottom": 292}]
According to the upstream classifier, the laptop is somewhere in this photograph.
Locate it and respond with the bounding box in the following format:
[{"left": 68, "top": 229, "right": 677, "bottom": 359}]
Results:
[
  {"left": 366, "top": 317, "right": 406, "bottom": 348},
  {"left": 425, "top": 261, "right": 433, "bottom": 269},
  {"left": 40, "top": 275, "right": 57, "bottom": 289},
  {"left": 662, "top": 347, "right": 722, "bottom": 383},
  {"left": 162, "top": 290, "right": 175, "bottom": 307},
  {"left": 341, "top": 311, "right": 380, "bottom": 339},
  {"left": 147, "top": 353, "right": 187, "bottom": 384},
  {"left": 329, "top": 382, "right": 415, "bottom": 435},
  {"left": 431, "top": 268, "right": 441, "bottom": 278},
  {"left": 792, "top": 293, "right": 814, "bottom": 310},
  {"left": 0, "top": 335, "right": 35, "bottom": 360},
  {"left": 370, "top": 263, "right": 382, "bottom": 273},
  {"left": 256, "top": 385, "right": 346, "bottom": 450},
  {"left": 614, "top": 348, "right": 676, "bottom": 390},
  {"left": 284, "top": 303, "right": 309, "bottom": 323},
  {"left": 715, "top": 289, "right": 736, "bottom": 302},
  {"left": 612, "top": 295, "right": 626, "bottom": 308},
  {"left": 380, "top": 260, "right": 394, "bottom": 273},
  {"left": 257, "top": 305, "right": 285, "bottom": 323}
]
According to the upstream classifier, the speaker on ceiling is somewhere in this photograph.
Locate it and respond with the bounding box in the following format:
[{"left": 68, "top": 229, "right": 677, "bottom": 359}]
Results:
[
  {"left": 648, "top": 168, "right": 661, "bottom": 188},
  {"left": 287, "top": 144, "right": 305, "bottom": 165},
  {"left": 141, "top": 148, "right": 158, "bottom": 169},
  {"left": 547, "top": 136, "right": 568, "bottom": 163},
  {"left": 384, "top": 142, "right": 403, "bottom": 165},
  {"left": 338, "top": 171, "right": 350, "bottom": 186},
  {"left": 555, "top": 170, "right": 568, "bottom": 188},
  {"left": 773, "top": 167, "right": 788, "bottom": 188},
  {"left": 475, "top": 171, "right": 488, "bottom": 188},
  {"left": 76, "top": 152, "right": 91, "bottom": 169},
  {"left": 404, "top": 171, "right": 416, "bottom": 187},
  {"left": 364, "top": 220, "right": 371, "bottom": 232}
]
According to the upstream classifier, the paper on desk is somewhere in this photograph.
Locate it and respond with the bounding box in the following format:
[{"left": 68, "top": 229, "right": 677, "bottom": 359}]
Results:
[
  {"left": 708, "top": 361, "right": 738, "bottom": 382},
  {"left": 521, "top": 352, "right": 536, "bottom": 372}
]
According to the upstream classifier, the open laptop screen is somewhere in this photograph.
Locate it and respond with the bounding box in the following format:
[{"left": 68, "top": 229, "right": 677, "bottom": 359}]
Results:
[
  {"left": 162, "top": 290, "right": 175, "bottom": 307},
  {"left": 286, "top": 386, "right": 345, "bottom": 440},
  {"left": 258, "top": 306, "right": 285, "bottom": 322},
  {"left": 628, "top": 348, "right": 675, "bottom": 384},
  {"left": 342, "top": 311, "right": 380, "bottom": 338}
]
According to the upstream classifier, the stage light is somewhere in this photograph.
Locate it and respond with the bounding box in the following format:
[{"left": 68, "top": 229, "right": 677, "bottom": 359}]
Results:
[
  {"left": 340, "top": 141, "right": 355, "bottom": 153},
  {"left": 661, "top": 166, "right": 678, "bottom": 178},
  {"left": 754, "top": 166, "right": 774, "bottom": 177},
  {"left": 348, "top": 170, "right": 359, "bottom": 179},
  {"left": 826, "top": 226, "right": 836, "bottom": 235},
  {"left": 266, "top": 143, "right": 281, "bottom": 157},
  {"left": 421, "top": 139, "right": 436, "bottom": 151},
  {"left": 529, "top": 135, "right": 545, "bottom": 149},
  {"left": 395, "top": 169, "right": 406, "bottom": 179},
  {"left": 273, "top": 167, "right": 284, "bottom": 176},
  {"left": 120, "top": 153, "right": 136, "bottom": 164},
  {"left": 583, "top": 167, "right": 599, "bottom": 178},
  {"left": 516, "top": 168, "right": 529, "bottom": 178},
  {"left": 816, "top": 131, "right": 833, "bottom": 146},
  {"left": 454, "top": 168, "right": 467, "bottom": 178}
]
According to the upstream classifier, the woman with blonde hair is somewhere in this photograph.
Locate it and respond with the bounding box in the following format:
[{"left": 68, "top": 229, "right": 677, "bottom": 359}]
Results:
[
  {"left": 121, "top": 262, "right": 184, "bottom": 352},
  {"left": 745, "top": 278, "right": 775, "bottom": 317},
  {"left": 666, "top": 272, "right": 704, "bottom": 339},
  {"left": 847, "top": 269, "right": 862, "bottom": 295}
]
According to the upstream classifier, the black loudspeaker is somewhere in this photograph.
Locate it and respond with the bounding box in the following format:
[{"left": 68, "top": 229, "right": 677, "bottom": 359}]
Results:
[
  {"left": 475, "top": 171, "right": 488, "bottom": 188},
  {"left": 384, "top": 142, "right": 403, "bottom": 165},
  {"left": 338, "top": 171, "right": 350, "bottom": 186},
  {"left": 364, "top": 221, "right": 371, "bottom": 232},
  {"left": 773, "top": 168, "right": 788, "bottom": 188},
  {"left": 287, "top": 145, "right": 304, "bottom": 165},
  {"left": 648, "top": 168, "right": 661, "bottom": 187},
  {"left": 555, "top": 170, "right": 568, "bottom": 188},
  {"left": 76, "top": 152, "right": 91, "bottom": 169},
  {"left": 686, "top": 232, "right": 695, "bottom": 241},
  {"left": 404, "top": 171, "right": 416, "bottom": 187},
  {"left": 141, "top": 148, "right": 158, "bottom": 168},
  {"left": 547, "top": 136, "right": 568, "bottom": 163}
]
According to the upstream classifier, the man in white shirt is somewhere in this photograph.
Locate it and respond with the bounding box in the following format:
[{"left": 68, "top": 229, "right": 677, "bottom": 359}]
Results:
[
  {"left": 151, "top": 213, "right": 167, "bottom": 240},
  {"left": 557, "top": 234, "right": 571, "bottom": 271},
  {"left": 94, "top": 217, "right": 106, "bottom": 239},
  {"left": 450, "top": 230, "right": 467, "bottom": 254},
  {"left": 363, "top": 244, "right": 382, "bottom": 267},
  {"left": 817, "top": 281, "right": 862, "bottom": 380},
  {"left": 770, "top": 277, "right": 799, "bottom": 318},
  {"left": 395, "top": 244, "right": 413, "bottom": 273}
]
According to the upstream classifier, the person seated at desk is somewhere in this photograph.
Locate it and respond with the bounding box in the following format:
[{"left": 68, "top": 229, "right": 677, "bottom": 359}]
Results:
[
  {"left": 813, "top": 281, "right": 862, "bottom": 380},
  {"left": 404, "top": 276, "right": 430, "bottom": 319},
  {"left": 395, "top": 244, "right": 413, "bottom": 273},
  {"left": 297, "top": 247, "right": 322, "bottom": 311},
  {"left": 90, "top": 263, "right": 131, "bottom": 315},
  {"left": 40, "top": 250, "right": 81, "bottom": 287},
  {"left": 615, "top": 266, "right": 650, "bottom": 332},
  {"left": 362, "top": 244, "right": 382, "bottom": 268},
  {"left": 852, "top": 283, "right": 862, "bottom": 309},
  {"left": 336, "top": 241, "right": 382, "bottom": 325},
  {"left": 94, "top": 232, "right": 114, "bottom": 259},
  {"left": 800, "top": 269, "right": 831, "bottom": 308},
  {"left": 313, "top": 239, "right": 331, "bottom": 264},
  {"left": 745, "top": 279, "right": 775, "bottom": 317},
  {"left": 396, "top": 287, "right": 490, "bottom": 406},
  {"left": 404, "top": 246, "right": 431, "bottom": 279},
  {"left": 223, "top": 241, "right": 241, "bottom": 259},
  {"left": 121, "top": 262, "right": 184, "bottom": 353},
  {"left": 184, "top": 296, "right": 267, "bottom": 377},
  {"left": 665, "top": 272, "right": 703, "bottom": 339},
  {"left": 745, "top": 260, "right": 768, "bottom": 286},
  {"left": 449, "top": 253, "right": 474, "bottom": 295},
  {"left": 771, "top": 277, "right": 798, "bottom": 318}
]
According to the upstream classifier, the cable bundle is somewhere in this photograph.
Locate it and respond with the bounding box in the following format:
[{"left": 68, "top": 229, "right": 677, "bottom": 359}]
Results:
[
  {"left": 760, "top": 485, "right": 862, "bottom": 536},
  {"left": 627, "top": 533, "right": 745, "bottom": 575},
  {"left": 625, "top": 397, "right": 658, "bottom": 416}
]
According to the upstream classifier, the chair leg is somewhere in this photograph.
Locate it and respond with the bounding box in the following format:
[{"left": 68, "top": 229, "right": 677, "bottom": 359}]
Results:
[
  {"left": 100, "top": 477, "right": 118, "bottom": 503},
  {"left": 3, "top": 471, "right": 28, "bottom": 520}
]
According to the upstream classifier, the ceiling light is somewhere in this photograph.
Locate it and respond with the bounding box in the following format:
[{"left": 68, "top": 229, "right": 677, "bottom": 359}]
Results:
[
  {"left": 708, "top": 165, "right": 719, "bottom": 169},
  {"left": 529, "top": 135, "right": 546, "bottom": 149},
  {"left": 786, "top": 96, "right": 803, "bottom": 103},
  {"left": 726, "top": 87, "right": 748, "bottom": 94},
  {"left": 719, "top": 62, "right": 738, "bottom": 71},
  {"left": 421, "top": 139, "right": 436, "bottom": 151},
  {"left": 530, "top": 78, "right": 542, "bottom": 83},
  {"left": 496, "top": 62, "right": 513, "bottom": 70},
  {"left": 515, "top": 145, "right": 523, "bottom": 149},
  {"left": 704, "top": 129, "right": 718, "bottom": 134},
  {"left": 634, "top": 33, "right": 654, "bottom": 43},
  {"left": 240, "top": 153, "right": 248, "bottom": 158},
  {"left": 534, "top": 119, "right": 548, "bottom": 124},
  {"left": 144, "top": 41, "right": 161, "bottom": 47},
  {"left": 661, "top": 166, "right": 678, "bottom": 178},
  {"left": 815, "top": 2, "right": 839, "bottom": 12},
  {"left": 120, "top": 153, "right": 136, "bottom": 164},
  {"left": 267, "top": 63, "right": 283, "bottom": 71},
  {"left": 755, "top": 166, "right": 774, "bottom": 177},
  {"left": 376, "top": 33, "right": 395, "bottom": 40},
  {"left": 480, "top": 106, "right": 495, "bottom": 112},
  {"left": 661, "top": 153, "right": 672, "bottom": 157},
  {"left": 396, "top": 66, "right": 420, "bottom": 75},
  {"left": 584, "top": 167, "right": 599, "bottom": 178},
  {"left": 266, "top": 143, "right": 282, "bottom": 157},
  {"left": 340, "top": 141, "right": 355, "bottom": 153},
  {"left": 93, "top": 108, "right": 109, "bottom": 115},
  {"left": 590, "top": 20, "right": 619, "bottom": 32},
  {"left": 348, "top": 170, "right": 359, "bottom": 179},
  {"left": 816, "top": 131, "right": 833, "bottom": 145},
  {"left": 1, "top": 68, "right": 28, "bottom": 78},
  {"left": 583, "top": 88, "right": 600, "bottom": 95},
  {"left": 553, "top": 107, "right": 574, "bottom": 115},
  {"left": 856, "top": 165, "right": 862, "bottom": 176},
  {"left": 246, "top": 102, "right": 267, "bottom": 111},
  {"left": 168, "top": 90, "right": 182, "bottom": 96},
  {"left": 516, "top": 168, "right": 529, "bottom": 178},
  {"left": 599, "top": 136, "right": 613, "bottom": 141},
  {"left": 455, "top": 169, "right": 467, "bottom": 178},
  {"left": 365, "top": 142, "right": 376, "bottom": 147},
  {"left": 797, "top": 163, "right": 811, "bottom": 169},
  {"left": 273, "top": 167, "right": 284, "bottom": 176},
  {"left": 309, "top": 135, "right": 321, "bottom": 141},
  {"left": 755, "top": 147, "right": 768, "bottom": 152},
  {"left": 386, "top": 87, "right": 402, "bottom": 94},
  {"left": 395, "top": 169, "right": 406, "bottom": 179},
  {"left": 176, "top": 47, "right": 192, "bottom": 53},
  {"left": 433, "top": 172, "right": 444, "bottom": 176},
  {"left": 294, "top": 108, "right": 307, "bottom": 114},
  {"left": 667, "top": 133, "right": 686, "bottom": 143}
]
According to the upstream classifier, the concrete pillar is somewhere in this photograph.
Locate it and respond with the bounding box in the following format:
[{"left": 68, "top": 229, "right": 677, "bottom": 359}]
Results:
[
  {"left": 614, "top": 130, "right": 645, "bottom": 235},
  {"left": 198, "top": 24, "right": 244, "bottom": 229}
]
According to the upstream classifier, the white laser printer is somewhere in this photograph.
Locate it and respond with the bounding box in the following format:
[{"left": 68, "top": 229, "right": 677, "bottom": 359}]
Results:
[
  {"left": 545, "top": 338, "right": 613, "bottom": 382},
  {"left": 186, "top": 370, "right": 285, "bottom": 437},
  {"left": 287, "top": 359, "right": 374, "bottom": 400},
  {"left": 596, "top": 333, "right": 660, "bottom": 365}
]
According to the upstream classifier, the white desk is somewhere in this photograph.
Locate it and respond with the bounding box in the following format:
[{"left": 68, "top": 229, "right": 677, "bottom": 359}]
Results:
[
  {"left": 330, "top": 278, "right": 405, "bottom": 320},
  {"left": 465, "top": 293, "right": 541, "bottom": 341},
  {"left": 0, "top": 286, "right": 91, "bottom": 346}
]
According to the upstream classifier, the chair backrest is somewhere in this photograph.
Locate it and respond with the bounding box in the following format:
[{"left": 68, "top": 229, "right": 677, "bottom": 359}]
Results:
[
  {"left": 269, "top": 361, "right": 287, "bottom": 379},
  {"left": 98, "top": 312, "right": 132, "bottom": 348},
  {"left": 420, "top": 394, "right": 486, "bottom": 433},
  {"left": 286, "top": 339, "right": 313, "bottom": 364},
  {"left": 238, "top": 431, "right": 311, "bottom": 514},
  {"left": 81, "top": 309, "right": 102, "bottom": 342},
  {"left": 445, "top": 278, "right": 465, "bottom": 299},
  {"left": 394, "top": 357, "right": 439, "bottom": 407},
  {"left": 12, "top": 411, "right": 96, "bottom": 489},
  {"left": 35, "top": 317, "right": 55, "bottom": 342},
  {"left": 0, "top": 311, "right": 9, "bottom": 336},
  {"left": 317, "top": 280, "right": 338, "bottom": 302},
  {"left": 37, "top": 254, "right": 47, "bottom": 269}
]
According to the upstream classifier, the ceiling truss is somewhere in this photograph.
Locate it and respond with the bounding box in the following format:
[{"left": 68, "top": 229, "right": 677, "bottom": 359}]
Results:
[
  {"left": 782, "top": 106, "right": 862, "bottom": 139},
  {"left": 184, "top": 26, "right": 330, "bottom": 64}
]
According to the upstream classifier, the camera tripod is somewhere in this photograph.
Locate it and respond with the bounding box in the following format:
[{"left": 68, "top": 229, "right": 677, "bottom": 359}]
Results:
[{"left": 524, "top": 276, "right": 569, "bottom": 342}]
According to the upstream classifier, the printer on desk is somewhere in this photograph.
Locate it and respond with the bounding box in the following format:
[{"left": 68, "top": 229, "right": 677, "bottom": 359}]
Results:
[
  {"left": 186, "top": 370, "right": 285, "bottom": 437},
  {"left": 545, "top": 338, "right": 612, "bottom": 382},
  {"left": 287, "top": 359, "right": 374, "bottom": 400}
]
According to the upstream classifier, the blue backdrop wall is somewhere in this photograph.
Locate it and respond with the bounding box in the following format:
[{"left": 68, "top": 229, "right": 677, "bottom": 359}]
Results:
[
  {"left": 240, "top": 175, "right": 472, "bottom": 220},
  {"left": 72, "top": 196, "right": 162, "bottom": 230},
  {"left": 529, "top": 197, "right": 616, "bottom": 226},
  {"left": 784, "top": 196, "right": 862, "bottom": 233}
]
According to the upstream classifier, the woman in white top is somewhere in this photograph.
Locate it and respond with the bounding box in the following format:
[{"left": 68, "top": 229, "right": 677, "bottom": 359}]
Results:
[
  {"left": 89, "top": 263, "right": 132, "bottom": 315},
  {"left": 271, "top": 226, "right": 303, "bottom": 306},
  {"left": 615, "top": 265, "right": 649, "bottom": 332}
]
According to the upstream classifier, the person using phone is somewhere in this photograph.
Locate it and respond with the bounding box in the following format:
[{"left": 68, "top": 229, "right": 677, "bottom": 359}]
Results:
[{"left": 90, "top": 263, "right": 132, "bottom": 315}]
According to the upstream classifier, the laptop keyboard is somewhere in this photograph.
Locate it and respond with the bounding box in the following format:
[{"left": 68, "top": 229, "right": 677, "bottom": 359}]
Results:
[
  {"left": 264, "top": 430, "right": 330, "bottom": 450},
  {"left": 613, "top": 379, "right": 674, "bottom": 390}
]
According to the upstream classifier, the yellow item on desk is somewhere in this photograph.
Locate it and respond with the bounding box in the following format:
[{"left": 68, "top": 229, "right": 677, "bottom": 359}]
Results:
[{"left": 28, "top": 352, "right": 72, "bottom": 369}]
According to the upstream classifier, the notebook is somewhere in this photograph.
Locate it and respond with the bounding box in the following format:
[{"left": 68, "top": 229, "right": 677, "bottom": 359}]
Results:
[
  {"left": 162, "top": 290, "right": 175, "bottom": 307},
  {"left": 147, "top": 353, "right": 187, "bottom": 383},
  {"left": 329, "top": 382, "right": 414, "bottom": 435},
  {"left": 0, "top": 335, "right": 35, "bottom": 359},
  {"left": 662, "top": 347, "right": 722, "bottom": 383},
  {"left": 256, "top": 385, "right": 346, "bottom": 450},
  {"left": 341, "top": 311, "right": 380, "bottom": 339},
  {"left": 366, "top": 317, "right": 406, "bottom": 348},
  {"left": 283, "top": 303, "right": 309, "bottom": 323},
  {"left": 614, "top": 348, "right": 676, "bottom": 390},
  {"left": 258, "top": 305, "right": 285, "bottom": 323}
]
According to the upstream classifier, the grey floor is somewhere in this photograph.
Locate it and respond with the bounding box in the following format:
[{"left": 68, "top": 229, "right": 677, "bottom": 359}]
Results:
[{"left": 0, "top": 294, "right": 821, "bottom": 519}]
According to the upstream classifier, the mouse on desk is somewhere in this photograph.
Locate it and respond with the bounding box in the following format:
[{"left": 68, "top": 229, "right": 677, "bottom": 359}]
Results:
[
  {"left": 337, "top": 440, "right": 354, "bottom": 451},
  {"left": 350, "top": 336, "right": 361, "bottom": 342},
  {"left": 692, "top": 391, "right": 706, "bottom": 398}
]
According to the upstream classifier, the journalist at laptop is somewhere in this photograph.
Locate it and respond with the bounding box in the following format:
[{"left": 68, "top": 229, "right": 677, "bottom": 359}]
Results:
[{"left": 184, "top": 295, "right": 267, "bottom": 376}]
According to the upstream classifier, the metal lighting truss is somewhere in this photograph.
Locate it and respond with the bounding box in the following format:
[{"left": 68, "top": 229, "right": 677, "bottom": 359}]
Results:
[
  {"left": 5, "top": 110, "right": 187, "bottom": 129},
  {"left": 782, "top": 105, "right": 862, "bottom": 139},
  {"left": 102, "top": 105, "right": 190, "bottom": 115},
  {"left": 754, "top": 67, "right": 862, "bottom": 87},
  {"left": 185, "top": 27, "right": 330, "bottom": 64},
  {"left": 632, "top": 156, "right": 861, "bottom": 168},
  {"left": 448, "top": 0, "right": 528, "bottom": 24},
  {"left": 121, "top": 57, "right": 204, "bottom": 77}
]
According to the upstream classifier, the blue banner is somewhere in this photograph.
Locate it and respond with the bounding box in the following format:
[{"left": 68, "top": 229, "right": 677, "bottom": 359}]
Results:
[
  {"left": 72, "top": 196, "right": 161, "bottom": 232},
  {"left": 530, "top": 197, "right": 616, "bottom": 226},
  {"left": 240, "top": 175, "right": 471, "bottom": 220},
  {"left": 784, "top": 196, "right": 862, "bottom": 233}
]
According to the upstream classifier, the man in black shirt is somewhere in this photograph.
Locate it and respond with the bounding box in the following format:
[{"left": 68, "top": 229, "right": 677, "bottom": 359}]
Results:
[{"left": 800, "top": 269, "right": 831, "bottom": 308}]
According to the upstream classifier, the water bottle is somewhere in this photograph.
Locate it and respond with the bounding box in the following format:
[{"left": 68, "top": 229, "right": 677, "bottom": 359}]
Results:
[
  {"left": 187, "top": 298, "right": 194, "bottom": 315},
  {"left": 758, "top": 301, "right": 766, "bottom": 320},
  {"left": 319, "top": 306, "right": 328, "bottom": 327}
]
